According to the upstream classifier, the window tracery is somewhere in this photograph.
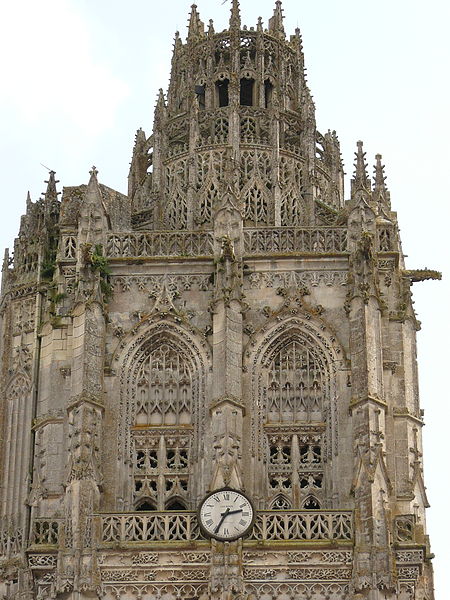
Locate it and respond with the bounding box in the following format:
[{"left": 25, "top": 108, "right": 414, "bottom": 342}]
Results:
[
  {"left": 252, "top": 323, "right": 336, "bottom": 510},
  {"left": 119, "top": 326, "right": 207, "bottom": 512},
  {"left": 165, "top": 160, "right": 188, "bottom": 230}
]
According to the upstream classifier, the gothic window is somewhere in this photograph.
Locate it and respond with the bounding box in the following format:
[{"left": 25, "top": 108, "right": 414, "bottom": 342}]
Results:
[
  {"left": 259, "top": 332, "right": 331, "bottom": 510},
  {"left": 240, "top": 78, "right": 255, "bottom": 106},
  {"left": 136, "top": 499, "right": 156, "bottom": 511},
  {"left": 303, "top": 496, "right": 321, "bottom": 510},
  {"left": 271, "top": 495, "right": 291, "bottom": 510},
  {"left": 267, "top": 341, "right": 326, "bottom": 423},
  {"left": 135, "top": 343, "right": 192, "bottom": 426},
  {"left": 264, "top": 80, "right": 273, "bottom": 108},
  {"left": 214, "top": 117, "right": 229, "bottom": 143},
  {"left": 120, "top": 329, "right": 206, "bottom": 512},
  {"left": 2, "top": 374, "right": 31, "bottom": 519},
  {"left": 195, "top": 84, "right": 206, "bottom": 110},
  {"left": 279, "top": 156, "right": 305, "bottom": 226},
  {"left": 165, "top": 160, "right": 188, "bottom": 229},
  {"left": 244, "top": 185, "right": 268, "bottom": 226},
  {"left": 216, "top": 79, "right": 229, "bottom": 107},
  {"left": 240, "top": 117, "right": 256, "bottom": 142}
]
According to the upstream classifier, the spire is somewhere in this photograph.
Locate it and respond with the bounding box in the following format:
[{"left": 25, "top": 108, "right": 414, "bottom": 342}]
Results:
[
  {"left": 187, "top": 4, "right": 204, "bottom": 41},
  {"left": 43, "top": 170, "right": 59, "bottom": 203},
  {"left": 43, "top": 170, "right": 60, "bottom": 221},
  {"left": 229, "top": 0, "right": 241, "bottom": 32},
  {"left": 268, "top": 1, "right": 285, "bottom": 39},
  {"left": 373, "top": 153, "right": 391, "bottom": 209},
  {"left": 351, "top": 140, "right": 371, "bottom": 197}
]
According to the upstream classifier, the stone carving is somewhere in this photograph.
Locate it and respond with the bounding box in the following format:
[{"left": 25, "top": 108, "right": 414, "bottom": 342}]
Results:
[
  {"left": 0, "top": 2, "right": 437, "bottom": 599},
  {"left": 246, "top": 270, "right": 347, "bottom": 289}
]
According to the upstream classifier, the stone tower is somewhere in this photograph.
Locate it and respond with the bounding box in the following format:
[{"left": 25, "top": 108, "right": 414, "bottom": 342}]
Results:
[{"left": 0, "top": 2, "right": 438, "bottom": 599}]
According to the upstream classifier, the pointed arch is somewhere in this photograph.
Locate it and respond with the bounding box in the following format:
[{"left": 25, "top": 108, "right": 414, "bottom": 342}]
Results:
[
  {"left": 245, "top": 314, "right": 344, "bottom": 510},
  {"left": 116, "top": 317, "right": 210, "bottom": 511},
  {"left": 2, "top": 372, "right": 32, "bottom": 525}
]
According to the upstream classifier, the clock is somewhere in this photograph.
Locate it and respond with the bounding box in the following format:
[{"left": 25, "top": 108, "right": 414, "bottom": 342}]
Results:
[{"left": 198, "top": 488, "right": 255, "bottom": 541}]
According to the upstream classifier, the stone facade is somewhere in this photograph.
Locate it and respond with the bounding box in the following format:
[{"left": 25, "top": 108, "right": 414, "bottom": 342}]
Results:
[{"left": 0, "top": 2, "right": 438, "bottom": 599}]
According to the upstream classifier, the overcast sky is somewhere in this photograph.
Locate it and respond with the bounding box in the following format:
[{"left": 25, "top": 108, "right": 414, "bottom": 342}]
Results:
[{"left": 0, "top": 0, "right": 449, "bottom": 595}]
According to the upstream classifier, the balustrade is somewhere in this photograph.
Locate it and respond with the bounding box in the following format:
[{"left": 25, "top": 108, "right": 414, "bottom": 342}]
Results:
[
  {"left": 99, "top": 511, "right": 352, "bottom": 544},
  {"left": 106, "top": 231, "right": 214, "bottom": 259},
  {"left": 244, "top": 227, "right": 348, "bottom": 255}
]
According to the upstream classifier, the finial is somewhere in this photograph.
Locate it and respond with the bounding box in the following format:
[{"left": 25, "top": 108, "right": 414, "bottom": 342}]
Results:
[
  {"left": 89, "top": 165, "right": 98, "bottom": 180},
  {"left": 269, "top": 0, "right": 285, "bottom": 39},
  {"left": 208, "top": 19, "right": 215, "bottom": 37},
  {"left": 373, "top": 153, "right": 391, "bottom": 209},
  {"left": 26, "top": 191, "right": 32, "bottom": 209},
  {"left": 187, "top": 3, "right": 204, "bottom": 40},
  {"left": 229, "top": 0, "right": 241, "bottom": 32},
  {"left": 257, "top": 16, "right": 263, "bottom": 33},
  {"left": 373, "top": 154, "right": 387, "bottom": 190},
  {"left": 156, "top": 88, "right": 166, "bottom": 109},
  {"left": 43, "top": 170, "right": 60, "bottom": 205},
  {"left": 351, "top": 140, "right": 371, "bottom": 196}
]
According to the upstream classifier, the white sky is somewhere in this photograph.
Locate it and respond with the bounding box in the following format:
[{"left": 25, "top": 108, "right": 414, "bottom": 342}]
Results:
[{"left": 0, "top": 0, "right": 449, "bottom": 594}]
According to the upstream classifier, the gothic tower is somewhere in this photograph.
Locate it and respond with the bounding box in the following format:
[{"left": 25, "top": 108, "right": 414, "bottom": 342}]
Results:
[{"left": 0, "top": 2, "right": 438, "bottom": 599}]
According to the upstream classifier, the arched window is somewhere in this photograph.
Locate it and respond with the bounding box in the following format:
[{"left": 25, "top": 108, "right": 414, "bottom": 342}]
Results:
[
  {"left": 135, "top": 342, "right": 193, "bottom": 426},
  {"left": 136, "top": 499, "right": 157, "bottom": 511},
  {"left": 216, "top": 79, "right": 229, "bottom": 107},
  {"left": 256, "top": 327, "right": 333, "bottom": 511},
  {"left": 303, "top": 496, "right": 321, "bottom": 510},
  {"left": 166, "top": 499, "right": 187, "bottom": 511},
  {"left": 240, "top": 78, "right": 255, "bottom": 106},
  {"left": 120, "top": 326, "right": 208, "bottom": 513},
  {"left": 264, "top": 80, "right": 273, "bottom": 108}
]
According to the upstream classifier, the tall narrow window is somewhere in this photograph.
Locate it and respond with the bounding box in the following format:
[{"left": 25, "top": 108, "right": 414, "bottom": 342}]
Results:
[
  {"left": 240, "top": 78, "right": 254, "bottom": 106},
  {"left": 264, "top": 80, "right": 273, "bottom": 108},
  {"left": 216, "top": 79, "right": 229, "bottom": 107},
  {"left": 195, "top": 85, "right": 206, "bottom": 110}
]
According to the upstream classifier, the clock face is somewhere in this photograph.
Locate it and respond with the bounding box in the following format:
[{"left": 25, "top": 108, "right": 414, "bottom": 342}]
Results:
[{"left": 198, "top": 489, "right": 254, "bottom": 541}]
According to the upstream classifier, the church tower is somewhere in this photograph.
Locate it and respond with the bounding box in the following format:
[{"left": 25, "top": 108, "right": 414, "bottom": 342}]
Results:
[{"left": 0, "top": 2, "right": 438, "bottom": 599}]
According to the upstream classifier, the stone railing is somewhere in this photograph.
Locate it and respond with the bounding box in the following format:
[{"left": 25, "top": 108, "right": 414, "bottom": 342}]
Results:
[
  {"left": 244, "top": 227, "right": 348, "bottom": 255},
  {"left": 100, "top": 512, "right": 202, "bottom": 543},
  {"left": 105, "top": 232, "right": 214, "bottom": 259},
  {"left": 98, "top": 511, "right": 352, "bottom": 544},
  {"left": 250, "top": 511, "right": 353, "bottom": 541},
  {"left": 30, "top": 519, "right": 61, "bottom": 546},
  {"left": 0, "top": 524, "right": 23, "bottom": 556}
]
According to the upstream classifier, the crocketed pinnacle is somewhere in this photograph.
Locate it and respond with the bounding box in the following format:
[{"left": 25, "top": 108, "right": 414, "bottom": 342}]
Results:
[
  {"left": 373, "top": 154, "right": 387, "bottom": 193},
  {"left": 373, "top": 153, "right": 391, "bottom": 209},
  {"left": 351, "top": 140, "right": 371, "bottom": 196},
  {"left": 187, "top": 4, "right": 204, "bottom": 40},
  {"left": 229, "top": 0, "right": 241, "bottom": 32},
  {"left": 269, "top": 1, "right": 285, "bottom": 38},
  {"left": 43, "top": 170, "right": 59, "bottom": 201}
]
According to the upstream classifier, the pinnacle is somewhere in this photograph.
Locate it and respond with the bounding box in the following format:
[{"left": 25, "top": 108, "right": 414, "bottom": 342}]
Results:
[
  {"left": 269, "top": 0, "right": 285, "bottom": 38},
  {"left": 229, "top": 0, "right": 241, "bottom": 31},
  {"left": 351, "top": 140, "right": 371, "bottom": 194},
  {"left": 373, "top": 154, "right": 388, "bottom": 192},
  {"left": 187, "top": 3, "right": 204, "bottom": 40},
  {"left": 89, "top": 166, "right": 99, "bottom": 184},
  {"left": 43, "top": 170, "right": 60, "bottom": 203}
]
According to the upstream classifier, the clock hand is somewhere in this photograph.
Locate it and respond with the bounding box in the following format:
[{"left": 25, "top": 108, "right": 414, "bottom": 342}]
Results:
[
  {"left": 214, "top": 507, "right": 230, "bottom": 533},
  {"left": 223, "top": 509, "right": 243, "bottom": 516}
]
